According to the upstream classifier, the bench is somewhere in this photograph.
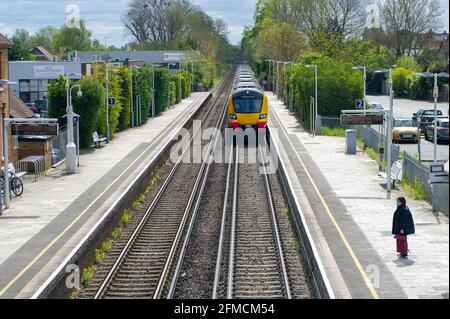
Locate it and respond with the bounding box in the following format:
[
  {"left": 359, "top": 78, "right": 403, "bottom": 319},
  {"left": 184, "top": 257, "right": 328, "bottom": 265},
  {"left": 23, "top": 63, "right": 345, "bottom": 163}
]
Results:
[
  {"left": 92, "top": 132, "right": 107, "bottom": 148},
  {"left": 381, "top": 160, "right": 403, "bottom": 188}
]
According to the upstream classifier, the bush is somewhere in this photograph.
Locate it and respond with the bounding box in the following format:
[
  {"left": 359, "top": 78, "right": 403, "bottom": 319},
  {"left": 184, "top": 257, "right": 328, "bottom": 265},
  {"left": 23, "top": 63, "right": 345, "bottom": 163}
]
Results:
[
  {"left": 392, "top": 67, "right": 413, "bottom": 98},
  {"left": 47, "top": 75, "right": 68, "bottom": 124},
  {"left": 92, "top": 63, "right": 123, "bottom": 138},
  {"left": 154, "top": 67, "right": 170, "bottom": 113},
  {"left": 48, "top": 75, "right": 105, "bottom": 149},
  {"left": 290, "top": 53, "right": 363, "bottom": 123},
  {"left": 118, "top": 68, "right": 131, "bottom": 130},
  {"left": 73, "top": 78, "right": 104, "bottom": 148}
]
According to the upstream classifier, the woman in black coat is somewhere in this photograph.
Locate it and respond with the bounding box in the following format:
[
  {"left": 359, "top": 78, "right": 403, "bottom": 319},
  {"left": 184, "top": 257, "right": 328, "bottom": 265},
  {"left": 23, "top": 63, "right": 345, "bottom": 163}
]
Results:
[{"left": 392, "top": 197, "right": 415, "bottom": 258}]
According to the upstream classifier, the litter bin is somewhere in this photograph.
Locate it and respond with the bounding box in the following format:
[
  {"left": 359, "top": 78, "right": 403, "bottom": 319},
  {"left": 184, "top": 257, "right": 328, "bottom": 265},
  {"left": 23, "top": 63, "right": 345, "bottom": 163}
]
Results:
[{"left": 345, "top": 129, "right": 357, "bottom": 155}]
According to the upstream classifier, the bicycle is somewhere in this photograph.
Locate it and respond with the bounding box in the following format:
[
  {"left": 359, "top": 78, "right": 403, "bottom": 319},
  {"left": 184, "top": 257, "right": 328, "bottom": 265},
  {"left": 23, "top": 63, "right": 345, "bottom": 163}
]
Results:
[{"left": 0, "top": 171, "right": 24, "bottom": 197}]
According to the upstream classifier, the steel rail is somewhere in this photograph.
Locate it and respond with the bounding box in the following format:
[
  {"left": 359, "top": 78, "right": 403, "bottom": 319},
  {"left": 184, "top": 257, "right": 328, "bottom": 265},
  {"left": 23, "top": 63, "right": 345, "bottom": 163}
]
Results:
[
  {"left": 258, "top": 144, "right": 292, "bottom": 299},
  {"left": 93, "top": 70, "right": 232, "bottom": 299},
  {"left": 227, "top": 143, "right": 239, "bottom": 299},
  {"left": 165, "top": 91, "right": 231, "bottom": 299},
  {"left": 211, "top": 141, "right": 234, "bottom": 299}
]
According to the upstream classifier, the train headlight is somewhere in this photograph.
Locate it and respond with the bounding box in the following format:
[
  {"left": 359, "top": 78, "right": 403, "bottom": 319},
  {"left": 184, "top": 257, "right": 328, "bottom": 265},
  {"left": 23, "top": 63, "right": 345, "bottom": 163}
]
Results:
[
  {"left": 259, "top": 114, "right": 267, "bottom": 119},
  {"left": 229, "top": 114, "right": 237, "bottom": 120}
]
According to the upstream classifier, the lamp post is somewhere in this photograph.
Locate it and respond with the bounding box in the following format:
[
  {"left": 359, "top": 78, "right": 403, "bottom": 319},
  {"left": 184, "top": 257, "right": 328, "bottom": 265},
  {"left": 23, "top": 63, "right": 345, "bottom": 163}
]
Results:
[
  {"left": 0, "top": 79, "right": 16, "bottom": 210},
  {"left": 415, "top": 72, "right": 449, "bottom": 162},
  {"left": 148, "top": 64, "right": 156, "bottom": 118},
  {"left": 65, "top": 78, "right": 82, "bottom": 174},
  {"left": 375, "top": 66, "right": 396, "bottom": 198},
  {"left": 353, "top": 66, "right": 367, "bottom": 153},
  {"left": 306, "top": 64, "right": 318, "bottom": 134},
  {"left": 129, "top": 65, "right": 141, "bottom": 127}
]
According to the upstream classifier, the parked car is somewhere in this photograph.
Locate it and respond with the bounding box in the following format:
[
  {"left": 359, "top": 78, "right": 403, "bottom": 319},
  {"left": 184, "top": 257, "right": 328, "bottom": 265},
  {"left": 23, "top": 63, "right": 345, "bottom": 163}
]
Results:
[
  {"left": 413, "top": 109, "right": 444, "bottom": 133},
  {"left": 393, "top": 119, "right": 420, "bottom": 143},
  {"left": 425, "top": 118, "right": 449, "bottom": 143},
  {"left": 367, "top": 102, "right": 384, "bottom": 110}
]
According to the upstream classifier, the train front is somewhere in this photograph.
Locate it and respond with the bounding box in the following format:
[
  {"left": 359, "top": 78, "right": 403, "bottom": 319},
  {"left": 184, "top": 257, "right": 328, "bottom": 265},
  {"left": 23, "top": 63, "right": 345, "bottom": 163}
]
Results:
[{"left": 228, "top": 88, "right": 268, "bottom": 131}]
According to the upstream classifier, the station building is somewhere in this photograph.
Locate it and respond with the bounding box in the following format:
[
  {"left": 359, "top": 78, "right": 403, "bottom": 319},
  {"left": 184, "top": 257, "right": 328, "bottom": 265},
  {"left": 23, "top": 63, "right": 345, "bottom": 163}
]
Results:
[{"left": 70, "top": 50, "right": 198, "bottom": 73}]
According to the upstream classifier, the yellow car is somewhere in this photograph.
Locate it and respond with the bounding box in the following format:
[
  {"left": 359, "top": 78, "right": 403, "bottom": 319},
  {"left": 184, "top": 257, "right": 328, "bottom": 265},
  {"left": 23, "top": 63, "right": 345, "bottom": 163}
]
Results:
[{"left": 392, "top": 119, "right": 420, "bottom": 143}]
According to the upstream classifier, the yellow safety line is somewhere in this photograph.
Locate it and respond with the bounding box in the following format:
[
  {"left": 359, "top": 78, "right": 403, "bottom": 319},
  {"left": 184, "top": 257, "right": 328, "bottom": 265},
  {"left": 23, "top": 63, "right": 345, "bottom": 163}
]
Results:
[
  {"left": 0, "top": 97, "right": 203, "bottom": 297},
  {"left": 270, "top": 104, "right": 380, "bottom": 299}
]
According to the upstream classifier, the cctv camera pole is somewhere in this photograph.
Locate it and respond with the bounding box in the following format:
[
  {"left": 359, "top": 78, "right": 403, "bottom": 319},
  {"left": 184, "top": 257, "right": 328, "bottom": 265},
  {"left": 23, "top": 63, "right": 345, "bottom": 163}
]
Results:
[
  {"left": 106, "top": 62, "right": 110, "bottom": 142},
  {"left": 386, "top": 67, "right": 394, "bottom": 199},
  {"left": 66, "top": 80, "right": 80, "bottom": 174}
]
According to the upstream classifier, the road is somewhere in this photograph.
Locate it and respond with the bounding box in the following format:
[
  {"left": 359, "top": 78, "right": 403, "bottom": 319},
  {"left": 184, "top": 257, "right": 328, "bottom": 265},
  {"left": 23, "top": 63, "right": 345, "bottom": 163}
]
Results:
[{"left": 368, "top": 95, "right": 449, "bottom": 162}]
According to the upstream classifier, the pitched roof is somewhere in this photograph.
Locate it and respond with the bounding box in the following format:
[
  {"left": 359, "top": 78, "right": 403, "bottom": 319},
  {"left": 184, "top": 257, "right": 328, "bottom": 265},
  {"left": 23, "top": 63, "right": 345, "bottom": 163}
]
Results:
[
  {"left": 32, "top": 46, "right": 55, "bottom": 61},
  {"left": 9, "top": 91, "right": 35, "bottom": 118},
  {"left": 0, "top": 33, "right": 12, "bottom": 49}
]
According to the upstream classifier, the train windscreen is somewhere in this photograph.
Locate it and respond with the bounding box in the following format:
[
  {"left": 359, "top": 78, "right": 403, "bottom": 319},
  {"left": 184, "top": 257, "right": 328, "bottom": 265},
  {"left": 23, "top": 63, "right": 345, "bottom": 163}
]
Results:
[{"left": 233, "top": 95, "right": 263, "bottom": 113}]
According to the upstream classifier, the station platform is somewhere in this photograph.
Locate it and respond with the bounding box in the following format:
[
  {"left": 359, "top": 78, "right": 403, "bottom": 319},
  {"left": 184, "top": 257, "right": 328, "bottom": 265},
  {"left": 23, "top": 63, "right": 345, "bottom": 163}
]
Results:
[
  {"left": 267, "top": 92, "right": 449, "bottom": 299},
  {"left": 0, "top": 92, "right": 210, "bottom": 298}
]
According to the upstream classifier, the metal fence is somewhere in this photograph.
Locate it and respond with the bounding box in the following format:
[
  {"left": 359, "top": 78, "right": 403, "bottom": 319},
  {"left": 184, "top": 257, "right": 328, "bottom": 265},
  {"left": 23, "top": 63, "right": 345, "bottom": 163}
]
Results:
[
  {"left": 50, "top": 122, "right": 79, "bottom": 166},
  {"left": 317, "top": 118, "right": 449, "bottom": 215},
  {"left": 357, "top": 126, "right": 401, "bottom": 165}
]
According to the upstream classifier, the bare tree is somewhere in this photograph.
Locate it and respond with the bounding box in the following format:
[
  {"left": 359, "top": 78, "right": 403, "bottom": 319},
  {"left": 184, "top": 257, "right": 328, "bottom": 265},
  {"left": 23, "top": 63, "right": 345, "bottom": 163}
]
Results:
[{"left": 379, "top": 0, "right": 442, "bottom": 57}]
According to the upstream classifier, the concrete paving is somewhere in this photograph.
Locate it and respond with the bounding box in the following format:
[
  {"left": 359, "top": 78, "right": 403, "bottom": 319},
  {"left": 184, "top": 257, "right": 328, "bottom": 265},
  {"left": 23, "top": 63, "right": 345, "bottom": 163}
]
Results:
[
  {"left": 0, "top": 92, "right": 210, "bottom": 298},
  {"left": 268, "top": 92, "right": 449, "bottom": 299}
]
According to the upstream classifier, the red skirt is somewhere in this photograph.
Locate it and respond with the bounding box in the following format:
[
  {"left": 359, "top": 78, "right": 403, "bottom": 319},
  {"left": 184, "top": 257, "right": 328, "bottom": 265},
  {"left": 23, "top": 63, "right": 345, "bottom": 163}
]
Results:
[{"left": 395, "top": 235, "right": 408, "bottom": 255}]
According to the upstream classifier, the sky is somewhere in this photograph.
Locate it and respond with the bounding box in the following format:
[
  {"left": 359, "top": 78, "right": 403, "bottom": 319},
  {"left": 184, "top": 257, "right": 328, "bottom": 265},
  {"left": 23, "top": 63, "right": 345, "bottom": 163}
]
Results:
[
  {"left": 0, "top": 0, "right": 448, "bottom": 47},
  {"left": 0, "top": 0, "right": 257, "bottom": 46}
]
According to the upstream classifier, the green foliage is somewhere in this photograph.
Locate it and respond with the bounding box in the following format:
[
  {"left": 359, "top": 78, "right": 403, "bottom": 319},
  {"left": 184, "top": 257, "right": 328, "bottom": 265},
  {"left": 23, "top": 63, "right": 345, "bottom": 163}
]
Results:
[
  {"left": 133, "top": 64, "right": 153, "bottom": 124},
  {"left": 321, "top": 127, "right": 345, "bottom": 137},
  {"left": 118, "top": 68, "right": 131, "bottom": 130},
  {"left": 154, "top": 67, "right": 170, "bottom": 113},
  {"left": 52, "top": 20, "right": 92, "bottom": 56},
  {"left": 8, "top": 29, "right": 34, "bottom": 61},
  {"left": 81, "top": 266, "right": 95, "bottom": 286},
  {"left": 121, "top": 209, "right": 131, "bottom": 226},
  {"left": 401, "top": 178, "right": 431, "bottom": 201},
  {"left": 74, "top": 78, "right": 105, "bottom": 148},
  {"left": 48, "top": 75, "right": 68, "bottom": 124},
  {"left": 92, "top": 63, "right": 123, "bottom": 138},
  {"left": 396, "top": 56, "right": 421, "bottom": 73},
  {"left": 392, "top": 67, "right": 414, "bottom": 98},
  {"left": 48, "top": 76, "right": 104, "bottom": 149},
  {"left": 290, "top": 54, "right": 363, "bottom": 121}
]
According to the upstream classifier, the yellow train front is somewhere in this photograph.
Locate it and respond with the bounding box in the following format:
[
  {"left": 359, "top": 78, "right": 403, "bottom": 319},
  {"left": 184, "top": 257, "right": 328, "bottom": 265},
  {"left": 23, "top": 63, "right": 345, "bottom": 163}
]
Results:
[{"left": 228, "top": 86, "right": 268, "bottom": 131}]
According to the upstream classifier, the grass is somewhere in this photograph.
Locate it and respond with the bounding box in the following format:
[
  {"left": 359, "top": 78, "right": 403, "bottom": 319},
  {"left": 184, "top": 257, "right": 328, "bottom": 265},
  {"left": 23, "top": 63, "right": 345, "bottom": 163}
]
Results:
[
  {"left": 400, "top": 178, "right": 431, "bottom": 201},
  {"left": 320, "top": 127, "right": 346, "bottom": 137},
  {"left": 121, "top": 209, "right": 132, "bottom": 226},
  {"left": 81, "top": 266, "right": 95, "bottom": 286}
]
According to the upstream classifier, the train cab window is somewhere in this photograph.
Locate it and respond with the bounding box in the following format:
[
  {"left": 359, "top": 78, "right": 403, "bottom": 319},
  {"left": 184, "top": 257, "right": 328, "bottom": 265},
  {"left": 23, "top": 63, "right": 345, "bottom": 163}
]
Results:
[{"left": 233, "top": 95, "right": 263, "bottom": 113}]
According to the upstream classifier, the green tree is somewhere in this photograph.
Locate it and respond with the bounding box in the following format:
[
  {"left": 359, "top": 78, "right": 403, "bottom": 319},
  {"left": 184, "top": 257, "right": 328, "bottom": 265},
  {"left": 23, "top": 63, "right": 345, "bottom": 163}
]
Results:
[
  {"left": 154, "top": 67, "right": 170, "bottom": 113},
  {"left": 118, "top": 68, "right": 132, "bottom": 130},
  {"left": 47, "top": 75, "right": 68, "bottom": 124},
  {"left": 92, "top": 63, "right": 123, "bottom": 138},
  {"left": 254, "top": 22, "right": 307, "bottom": 61},
  {"left": 8, "top": 29, "right": 34, "bottom": 61},
  {"left": 73, "top": 78, "right": 105, "bottom": 148},
  {"left": 392, "top": 67, "right": 414, "bottom": 97},
  {"left": 48, "top": 75, "right": 105, "bottom": 148},
  {"left": 28, "top": 26, "right": 57, "bottom": 51},
  {"left": 52, "top": 20, "right": 92, "bottom": 57},
  {"left": 395, "top": 56, "right": 422, "bottom": 73}
]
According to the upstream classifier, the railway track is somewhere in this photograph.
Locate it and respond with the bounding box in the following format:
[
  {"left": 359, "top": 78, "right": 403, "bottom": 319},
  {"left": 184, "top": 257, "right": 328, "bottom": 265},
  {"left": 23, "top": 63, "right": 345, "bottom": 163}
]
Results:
[
  {"left": 223, "top": 143, "right": 291, "bottom": 299},
  {"left": 76, "top": 67, "right": 236, "bottom": 299}
]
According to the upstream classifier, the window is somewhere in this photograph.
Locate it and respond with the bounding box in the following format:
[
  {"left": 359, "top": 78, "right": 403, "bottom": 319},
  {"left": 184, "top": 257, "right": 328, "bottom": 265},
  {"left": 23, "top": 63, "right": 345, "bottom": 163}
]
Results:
[
  {"left": 233, "top": 95, "right": 263, "bottom": 114},
  {"left": 19, "top": 79, "right": 50, "bottom": 104}
]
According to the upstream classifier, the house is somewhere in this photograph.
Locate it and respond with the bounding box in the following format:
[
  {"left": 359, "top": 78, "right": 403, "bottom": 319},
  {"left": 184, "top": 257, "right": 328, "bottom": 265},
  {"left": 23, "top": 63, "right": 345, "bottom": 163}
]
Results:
[
  {"left": 0, "top": 33, "right": 19, "bottom": 165},
  {"left": 31, "top": 46, "right": 55, "bottom": 62}
]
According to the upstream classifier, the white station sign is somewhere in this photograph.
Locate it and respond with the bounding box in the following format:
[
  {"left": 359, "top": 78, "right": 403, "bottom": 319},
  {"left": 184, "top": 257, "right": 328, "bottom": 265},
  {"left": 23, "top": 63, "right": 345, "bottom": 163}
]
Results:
[
  {"left": 163, "top": 52, "right": 184, "bottom": 62},
  {"left": 34, "top": 65, "right": 65, "bottom": 79}
]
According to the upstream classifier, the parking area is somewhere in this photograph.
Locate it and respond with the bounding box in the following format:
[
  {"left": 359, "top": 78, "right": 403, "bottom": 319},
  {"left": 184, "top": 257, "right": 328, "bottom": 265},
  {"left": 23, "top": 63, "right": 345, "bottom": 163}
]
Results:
[{"left": 368, "top": 95, "right": 449, "bottom": 161}]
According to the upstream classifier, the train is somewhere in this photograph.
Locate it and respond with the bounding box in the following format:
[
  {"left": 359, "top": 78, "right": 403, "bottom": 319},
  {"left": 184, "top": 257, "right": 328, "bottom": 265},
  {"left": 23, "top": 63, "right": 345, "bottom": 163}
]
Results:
[{"left": 228, "top": 65, "right": 269, "bottom": 130}]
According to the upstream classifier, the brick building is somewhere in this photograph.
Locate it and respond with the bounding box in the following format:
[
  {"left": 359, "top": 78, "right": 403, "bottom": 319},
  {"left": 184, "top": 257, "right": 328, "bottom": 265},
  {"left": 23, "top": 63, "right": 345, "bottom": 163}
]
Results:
[{"left": 0, "top": 33, "right": 17, "bottom": 166}]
